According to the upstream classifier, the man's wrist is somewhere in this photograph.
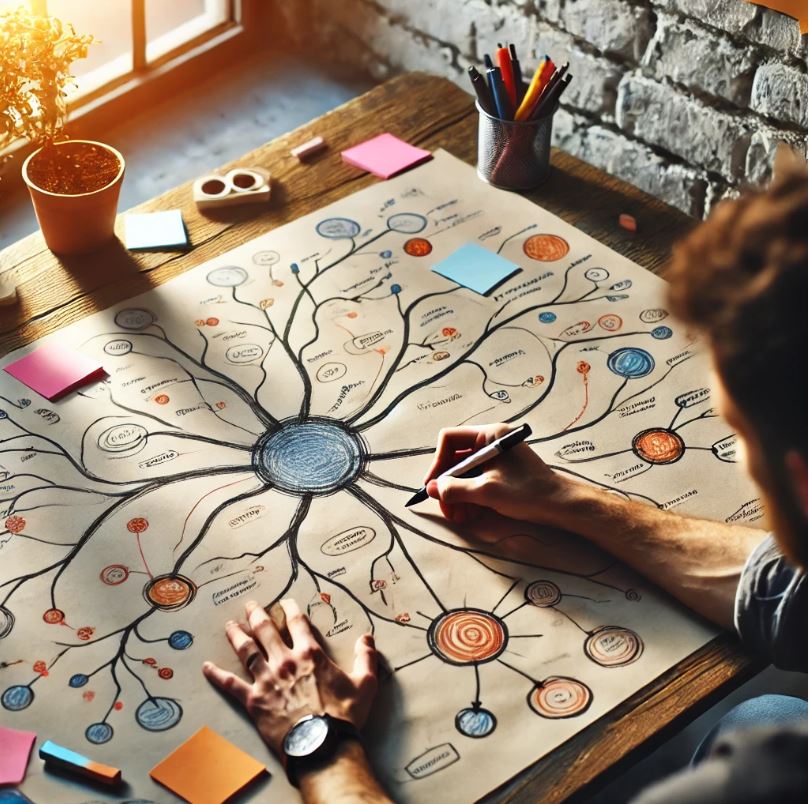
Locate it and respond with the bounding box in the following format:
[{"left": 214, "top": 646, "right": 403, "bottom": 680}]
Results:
[
  {"left": 298, "top": 738, "right": 390, "bottom": 803},
  {"left": 529, "top": 477, "right": 606, "bottom": 531}
]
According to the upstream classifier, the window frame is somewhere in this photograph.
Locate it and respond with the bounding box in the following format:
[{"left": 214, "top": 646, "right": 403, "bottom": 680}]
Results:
[{"left": 0, "top": 0, "right": 271, "bottom": 173}]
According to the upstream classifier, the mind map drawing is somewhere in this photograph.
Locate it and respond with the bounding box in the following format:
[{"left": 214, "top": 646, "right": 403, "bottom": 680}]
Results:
[{"left": 0, "top": 151, "right": 759, "bottom": 802}]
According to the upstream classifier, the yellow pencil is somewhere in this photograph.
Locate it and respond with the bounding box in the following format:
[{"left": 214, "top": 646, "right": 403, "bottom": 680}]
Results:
[{"left": 515, "top": 57, "right": 554, "bottom": 120}]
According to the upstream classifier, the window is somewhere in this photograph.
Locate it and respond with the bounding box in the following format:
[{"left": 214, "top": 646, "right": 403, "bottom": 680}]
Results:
[{"left": 2, "top": 0, "right": 238, "bottom": 104}]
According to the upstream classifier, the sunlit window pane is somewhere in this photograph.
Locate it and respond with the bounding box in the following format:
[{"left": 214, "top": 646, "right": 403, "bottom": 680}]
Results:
[
  {"left": 47, "top": 0, "right": 132, "bottom": 95},
  {"left": 145, "top": 0, "right": 229, "bottom": 63}
]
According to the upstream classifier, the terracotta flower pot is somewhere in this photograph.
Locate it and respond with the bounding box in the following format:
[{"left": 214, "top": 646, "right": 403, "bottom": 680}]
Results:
[{"left": 22, "top": 140, "right": 125, "bottom": 255}]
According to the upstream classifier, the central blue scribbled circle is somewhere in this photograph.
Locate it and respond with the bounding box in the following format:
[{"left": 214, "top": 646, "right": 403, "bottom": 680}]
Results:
[
  {"left": 254, "top": 418, "right": 365, "bottom": 495},
  {"left": 607, "top": 347, "right": 655, "bottom": 379}
]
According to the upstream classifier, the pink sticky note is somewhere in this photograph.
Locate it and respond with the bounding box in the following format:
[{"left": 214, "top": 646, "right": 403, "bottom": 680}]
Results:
[
  {"left": 0, "top": 726, "right": 37, "bottom": 785},
  {"left": 4, "top": 342, "right": 105, "bottom": 401},
  {"left": 341, "top": 133, "right": 432, "bottom": 179}
]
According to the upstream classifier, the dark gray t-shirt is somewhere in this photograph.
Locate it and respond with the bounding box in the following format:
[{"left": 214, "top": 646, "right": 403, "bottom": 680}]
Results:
[{"left": 633, "top": 534, "right": 807, "bottom": 804}]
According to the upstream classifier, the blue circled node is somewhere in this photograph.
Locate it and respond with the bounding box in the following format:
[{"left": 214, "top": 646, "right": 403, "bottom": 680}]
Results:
[
  {"left": 290, "top": 263, "right": 300, "bottom": 274},
  {"left": 69, "top": 673, "right": 89, "bottom": 688},
  {"left": 390, "top": 284, "right": 402, "bottom": 294},
  {"left": 253, "top": 419, "right": 364, "bottom": 495},
  {"left": 316, "top": 217, "right": 361, "bottom": 239},
  {"left": 387, "top": 213, "right": 427, "bottom": 234},
  {"left": 0, "top": 410, "right": 7, "bottom": 420},
  {"left": 607, "top": 348, "right": 655, "bottom": 379},
  {"left": 538, "top": 312, "right": 557, "bottom": 323},
  {"left": 169, "top": 630, "right": 194, "bottom": 650},
  {"left": 136, "top": 697, "right": 183, "bottom": 731},
  {"left": 85, "top": 722, "right": 114, "bottom": 744},
  {"left": 2, "top": 684, "right": 33, "bottom": 711},
  {"left": 652, "top": 326, "right": 673, "bottom": 339},
  {"left": 456, "top": 707, "right": 497, "bottom": 738},
  {"left": 380, "top": 250, "right": 392, "bottom": 258}
]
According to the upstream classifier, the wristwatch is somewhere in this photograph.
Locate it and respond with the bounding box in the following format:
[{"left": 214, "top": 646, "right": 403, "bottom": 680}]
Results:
[{"left": 281, "top": 713, "right": 361, "bottom": 787}]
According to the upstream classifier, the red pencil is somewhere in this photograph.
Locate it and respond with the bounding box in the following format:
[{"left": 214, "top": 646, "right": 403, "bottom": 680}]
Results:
[{"left": 497, "top": 44, "right": 518, "bottom": 111}]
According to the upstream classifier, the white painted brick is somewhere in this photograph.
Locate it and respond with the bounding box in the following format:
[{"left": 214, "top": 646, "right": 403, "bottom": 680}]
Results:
[
  {"left": 363, "top": 0, "right": 482, "bottom": 57},
  {"left": 472, "top": 3, "right": 542, "bottom": 60},
  {"left": 551, "top": 115, "right": 706, "bottom": 216},
  {"left": 536, "top": 0, "right": 563, "bottom": 25},
  {"left": 750, "top": 62, "right": 808, "bottom": 127},
  {"left": 745, "top": 125, "right": 807, "bottom": 185},
  {"left": 642, "top": 16, "right": 756, "bottom": 106},
  {"left": 616, "top": 73, "right": 751, "bottom": 180},
  {"left": 704, "top": 180, "right": 741, "bottom": 216},
  {"left": 739, "top": 7, "right": 807, "bottom": 59},
  {"left": 651, "top": 0, "right": 757, "bottom": 35},
  {"left": 561, "top": 0, "right": 653, "bottom": 60},
  {"left": 578, "top": 125, "right": 707, "bottom": 216}
]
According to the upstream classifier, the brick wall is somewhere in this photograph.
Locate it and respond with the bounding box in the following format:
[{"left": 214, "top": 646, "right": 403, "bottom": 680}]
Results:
[{"left": 276, "top": 0, "right": 808, "bottom": 218}]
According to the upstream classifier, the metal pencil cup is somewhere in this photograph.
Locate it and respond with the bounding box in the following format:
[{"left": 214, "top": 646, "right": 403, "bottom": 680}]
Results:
[{"left": 476, "top": 101, "right": 555, "bottom": 190}]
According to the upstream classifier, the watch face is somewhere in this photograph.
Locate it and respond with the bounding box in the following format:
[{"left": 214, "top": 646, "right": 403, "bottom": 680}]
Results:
[{"left": 284, "top": 715, "right": 329, "bottom": 758}]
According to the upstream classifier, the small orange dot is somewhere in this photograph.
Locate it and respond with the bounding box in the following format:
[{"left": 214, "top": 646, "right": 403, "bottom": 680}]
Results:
[
  {"left": 206, "top": 317, "right": 219, "bottom": 327},
  {"left": 154, "top": 394, "right": 170, "bottom": 405}
]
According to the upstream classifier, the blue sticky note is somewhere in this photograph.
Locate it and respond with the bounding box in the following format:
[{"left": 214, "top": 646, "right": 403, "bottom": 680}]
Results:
[
  {"left": 431, "top": 243, "right": 520, "bottom": 295},
  {"left": 125, "top": 210, "right": 189, "bottom": 250}
]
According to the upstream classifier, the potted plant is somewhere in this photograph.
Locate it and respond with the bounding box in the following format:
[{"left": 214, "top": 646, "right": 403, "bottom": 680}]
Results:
[{"left": 1, "top": 4, "right": 125, "bottom": 255}]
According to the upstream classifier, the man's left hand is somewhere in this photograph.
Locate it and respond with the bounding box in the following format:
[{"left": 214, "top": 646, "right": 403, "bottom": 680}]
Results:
[{"left": 202, "top": 598, "right": 377, "bottom": 757}]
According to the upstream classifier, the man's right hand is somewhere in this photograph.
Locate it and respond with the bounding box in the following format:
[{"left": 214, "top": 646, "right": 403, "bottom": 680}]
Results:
[{"left": 423, "top": 424, "right": 582, "bottom": 527}]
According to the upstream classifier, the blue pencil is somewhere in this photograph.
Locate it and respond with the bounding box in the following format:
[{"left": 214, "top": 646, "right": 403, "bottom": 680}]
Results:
[{"left": 486, "top": 66, "right": 513, "bottom": 120}]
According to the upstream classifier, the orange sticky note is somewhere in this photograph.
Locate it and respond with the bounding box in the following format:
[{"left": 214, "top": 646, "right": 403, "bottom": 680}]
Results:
[{"left": 149, "top": 726, "right": 267, "bottom": 804}]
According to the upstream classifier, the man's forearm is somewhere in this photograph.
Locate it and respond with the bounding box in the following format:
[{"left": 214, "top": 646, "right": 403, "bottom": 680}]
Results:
[
  {"left": 299, "top": 740, "right": 392, "bottom": 804},
  {"left": 536, "top": 483, "right": 766, "bottom": 630}
]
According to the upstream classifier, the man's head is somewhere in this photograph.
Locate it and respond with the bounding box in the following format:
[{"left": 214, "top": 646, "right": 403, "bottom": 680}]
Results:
[{"left": 667, "top": 154, "right": 807, "bottom": 568}]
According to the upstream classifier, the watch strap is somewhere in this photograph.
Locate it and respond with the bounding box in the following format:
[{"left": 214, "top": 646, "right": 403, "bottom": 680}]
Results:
[{"left": 284, "top": 715, "right": 361, "bottom": 788}]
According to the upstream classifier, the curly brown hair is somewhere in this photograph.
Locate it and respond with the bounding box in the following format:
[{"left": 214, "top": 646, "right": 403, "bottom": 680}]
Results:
[{"left": 667, "top": 160, "right": 807, "bottom": 459}]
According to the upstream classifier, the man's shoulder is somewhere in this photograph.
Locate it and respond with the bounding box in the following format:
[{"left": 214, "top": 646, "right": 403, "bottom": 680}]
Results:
[{"left": 735, "top": 534, "right": 806, "bottom": 672}]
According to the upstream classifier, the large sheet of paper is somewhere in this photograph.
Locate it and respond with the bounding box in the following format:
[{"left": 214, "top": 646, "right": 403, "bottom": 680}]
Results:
[{"left": 1, "top": 151, "right": 760, "bottom": 802}]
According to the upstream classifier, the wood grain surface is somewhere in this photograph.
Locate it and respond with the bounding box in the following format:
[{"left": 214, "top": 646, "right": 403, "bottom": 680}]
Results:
[{"left": 0, "top": 71, "right": 761, "bottom": 802}]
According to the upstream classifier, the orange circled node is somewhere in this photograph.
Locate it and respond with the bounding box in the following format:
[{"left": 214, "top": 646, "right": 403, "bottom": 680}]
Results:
[
  {"left": 523, "top": 234, "right": 570, "bottom": 261},
  {"left": 4, "top": 515, "right": 26, "bottom": 534},
  {"left": 114, "top": 701, "right": 124, "bottom": 710},
  {"left": 632, "top": 428, "right": 685, "bottom": 465},
  {"left": 598, "top": 313, "right": 623, "bottom": 331},
  {"left": 206, "top": 317, "right": 219, "bottom": 327},
  {"left": 528, "top": 676, "right": 593, "bottom": 719},
  {"left": 143, "top": 574, "right": 197, "bottom": 611},
  {"left": 576, "top": 361, "right": 591, "bottom": 375},
  {"left": 100, "top": 565, "right": 130, "bottom": 586},
  {"left": 404, "top": 237, "right": 433, "bottom": 257},
  {"left": 126, "top": 517, "right": 149, "bottom": 534},
  {"left": 42, "top": 608, "right": 65, "bottom": 625},
  {"left": 158, "top": 667, "right": 174, "bottom": 680},
  {"left": 33, "top": 660, "right": 47, "bottom": 674},
  {"left": 194, "top": 319, "right": 206, "bottom": 327},
  {"left": 428, "top": 609, "right": 508, "bottom": 666},
  {"left": 154, "top": 394, "right": 170, "bottom": 405},
  {"left": 76, "top": 627, "right": 95, "bottom": 641},
  {"left": 584, "top": 625, "right": 643, "bottom": 667}
]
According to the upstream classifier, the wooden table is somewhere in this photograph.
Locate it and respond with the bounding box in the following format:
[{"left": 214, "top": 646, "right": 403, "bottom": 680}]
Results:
[{"left": 0, "top": 72, "right": 762, "bottom": 802}]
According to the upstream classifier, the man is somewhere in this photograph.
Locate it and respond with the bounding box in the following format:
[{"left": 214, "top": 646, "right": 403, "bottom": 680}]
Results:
[{"left": 203, "top": 158, "right": 806, "bottom": 802}]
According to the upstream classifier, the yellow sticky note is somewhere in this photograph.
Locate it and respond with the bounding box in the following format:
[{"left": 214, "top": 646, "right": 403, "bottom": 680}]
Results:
[{"left": 149, "top": 726, "right": 267, "bottom": 804}]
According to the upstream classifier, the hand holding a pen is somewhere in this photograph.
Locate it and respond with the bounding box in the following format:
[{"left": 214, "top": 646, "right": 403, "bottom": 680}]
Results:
[{"left": 422, "top": 423, "right": 578, "bottom": 528}]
